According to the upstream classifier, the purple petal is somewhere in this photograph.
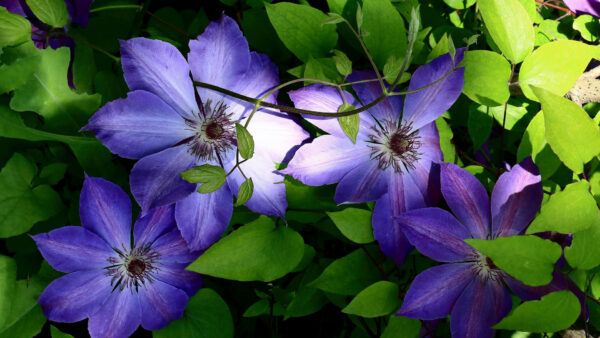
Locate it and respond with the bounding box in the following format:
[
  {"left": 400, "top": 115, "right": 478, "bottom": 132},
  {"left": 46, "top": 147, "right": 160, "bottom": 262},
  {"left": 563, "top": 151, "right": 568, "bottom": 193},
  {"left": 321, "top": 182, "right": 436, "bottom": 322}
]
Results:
[
  {"left": 503, "top": 271, "right": 565, "bottom": 301},
  {"left": 335, "top": 159, "right": 389, "bottom": 204},
  {"left": 406, "top": 159, "right": 440, "bottom": 208},
  {"left": 39, "top": 270, "right": 111, "bottom": 323},
  {"left": 152, "top": 229, "right": 199, "bottom": 265},
  {"left": 120, "top": 38, "right": 197, "bottom": 119},
  {"left": 450, "top": 278, "right": 512, "bottom": 338},
  {"left": 441, "top": 163, "right": 491, "bottom": 239},
  {"left": 396, "top": 208, "right": 473, "bottom": 262},
  {"left": 139, "top": 280, "right": 189, "bottom": 331},
  {"left": 415, "top": 122, "right": 444, "bottom": 163},
  {"left": 154, "top": 266, "right": 203, "bottom": 298},
  {"left": 398, "top": 263, "right": 473, "bottom": 319},
  {"left": 175, "top": 184, "right": 233, "bottom": 251},
  {"left": 32, "top": 226, "right": 112, "bottom": 273},
  {"left": 564, "top": 0, "right": 600, "bottom": 17},
  {"left": 80, "top": 176, "right": 131, "bottom": 248},
  {"left": 372, "top": 190, "right": 414, "bottom": 266},
  {"left": 348, "top": 70, "right": 403, "bottom": 122},
  {"left": 65, "top": 0, "right": 93, "bottom": 26},
  {"left": 491, "top": 158, "right": 542, "bottom": 237},
  {"left": 130, "top": 145, "right": 197, "bottom": 212},
  {"left": 281, "top": 135, "right": 371, "bottom": 186},
  {"left": 88, "top": 286, "right": 141, "bottom": 338},
  {"left": 3, "top": 0, "right": 26, "bottom": 16},
  {"left": 403, "top": 50, "right": 465, "bottom": 130},
  {"left": 83, "top": 90, "right": 191, "bottom": 160},
  {"left": 134, "top": 205, "right": 177, "bottom": 247}
]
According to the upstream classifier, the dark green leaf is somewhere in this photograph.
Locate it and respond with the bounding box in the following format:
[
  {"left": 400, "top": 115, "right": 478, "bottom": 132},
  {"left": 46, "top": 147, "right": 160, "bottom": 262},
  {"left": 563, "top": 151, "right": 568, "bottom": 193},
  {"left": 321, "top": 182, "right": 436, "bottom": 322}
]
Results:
[
  {"left": 0, "top": 55, "right": 40, "bottom": 94},
  {"left": 468, "top": 104, "right": 493, "bottom": 151},
  {"left": 342, "top": 281, "right": 400, "bottom": 318},
  {"left": 327, "top": 208, "right": 374, "bottom": 244},
  {"left": 361, "top": 0, "right": 407, "bottom": 68},
  {"left": 181, "top": 164, "right": 226, "bottom": 194},
  {"left": 235, "top": 178, "right": 254, "bottom": 207},
  {"left": 236, "top": 123, "right": 254, "bottom": 160},
  {"left": 50, "top": 326, "right": 73, "bottom": 338},
  {"left": 0, "top": 7, "right": 32, "bottom": 47},
  {"left": 0, "top": 256, "right": 16, "bottom": 330},
  {"left": 381, "top": 315, "right": 421, "bottom": 338},
  {"left": 332, "top": 49, "right": 352, "bottom": 76},
  {"left": 25, "top": 0, "right": 68, "bottom": 27}
]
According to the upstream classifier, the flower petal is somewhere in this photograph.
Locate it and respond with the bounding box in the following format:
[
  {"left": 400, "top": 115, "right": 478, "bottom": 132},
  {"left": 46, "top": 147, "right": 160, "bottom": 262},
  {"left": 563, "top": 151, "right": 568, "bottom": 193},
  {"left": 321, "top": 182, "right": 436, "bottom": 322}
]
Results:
[
  {"left": 82, "top": 90, "right": 191, "bottom": 159},
  {"left": 503, "top": 271, "right": 565, "bottom": 301},
  {"left": 154, "top": 266, "right": 203, "bottom": 298},
  {"left": 88, "top": 287, "right": 141, "bottom": 338},
  {"left": 130, "top": 145, "right": 198, "bottom": 213},
  {"left": 335, "top": 159, "right": 390, "bottom": 204},
  {"left": 134, "top": 205, "right": 177, "bottom": 247},
  {"left": 398, "top": 263, "right": 473, "bottom": 319},
  {"left": 39, "top": 270, "right": 111, "bottom": 323},
  {"left": 175, "top": 184, "right": 233, "bottom": 251},
  {"left": 139, "top": 280, "right": 189, "bottom": 331},
  {"left": 152, "top": 229, "right": 199, "bottom": 265},
  {"left": 396, "top": 207, "right": 473, "bottom": 262},
  {"left": 441, "top": 163, "right": 491, "bottom": 239},
  {"left": 120, "top": 38, "right": 197, "bottom": 118},
  {"left": 32, "top": 226, "right": 112, "bottom": 273},
  {"left": 281, "top": 135, "right": 371, "bottom": 186},
  {"left": 65, "top": 0, "right": 93, "bottom": 26},
  {"left": 372, "top": 190, "right": 413, "bottom": 266},
  {"left": 563, "top": 0, "right": 600, "bottom": 17},
  {"left": 403, "top": 49, "right": 465, "bottom": 130},
  {"left": 450, "top": 278, "right": 512, "bottom": 338},
  {"left": 416, "top": 122, "right": 444, "bottom": 163},
  {"left": 80, "top": 176, "right": 131, "bottom": 248},
  {"left": 348, "top": 70, "right": 403, "bottom": 122},
  {"left": 491, "top": 158, "right": 542, "bottom": 237}
]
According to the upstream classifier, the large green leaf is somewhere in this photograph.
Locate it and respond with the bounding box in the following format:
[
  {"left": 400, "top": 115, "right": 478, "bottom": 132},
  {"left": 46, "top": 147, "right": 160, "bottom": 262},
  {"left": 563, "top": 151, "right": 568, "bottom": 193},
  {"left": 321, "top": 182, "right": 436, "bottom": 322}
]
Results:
[
  {"left": 465, "top": 236, "right": 561, "bottom": 286},
  {"left": 0, "top": 55, "right": 40, "bottom": 94},
  {"left": 361, "top": 0, "right": 408, "bottom": 68},
  {"left": 516, "top": 112, "right": 561, "bottom": 179},
  {"left": 342, "top": 281, "right": 400, "bottom": 318},
  {"left": 327, "top": 208, "right": 374, "bottom": 244},
  {"left": 25, "top": 0, "right": 69, "bottom": 27},
  {"left": 187, "top": 216, "right": 304, "bottom": 282},
  {"left": 0, "top": 7, "right": 31, "bottom": 47},
  {"left": 0, "top": 256, "right": 16, "bottom": 330},
  {"left": 0, "top": 153, "right": 63, "bottom": 238},
  {"left": 519, "top": 40, "right": 599, "bottom": 101},
  {"left": 494, "top": 291, "right": 580, "bottom": 332},
  {"left": 477, "top": 0, "right": 534, "bottom": 63},
  {"left": 462, "top": 50, "right": 511, "bottom": 106},
  {"left": 10, "top": 47, "right": 102, "bottom": 132},
  {"left": 527, "top": 181, "right": 599, "bottom": 234},
  {"left": 381, "top": 315, "right": 421, "bottom": 338},
  {"left": 534, "top": 86, "right": 600, "bottom": 174},
  {"left": 154, "top": 289, "right": 233, "bottom": 338},
  {"left": 265, "top": 2, "right": 338, "bottom": 62},
  {"left": 565, "top": 222, "right": 600, "bottom": 270}
]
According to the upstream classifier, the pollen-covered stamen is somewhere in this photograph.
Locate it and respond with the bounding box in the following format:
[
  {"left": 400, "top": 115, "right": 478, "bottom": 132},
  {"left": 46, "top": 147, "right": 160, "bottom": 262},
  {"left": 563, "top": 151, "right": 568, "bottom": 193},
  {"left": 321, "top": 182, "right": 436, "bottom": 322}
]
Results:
[
  {"left": 105, "top": 244, "right": 160, "bottom": 292},
  {"left": 184, "top": 100, "right": 236, "bottom": 161},
  {"left": 367, "top": 119, "right": 422, "bottom": 173}
]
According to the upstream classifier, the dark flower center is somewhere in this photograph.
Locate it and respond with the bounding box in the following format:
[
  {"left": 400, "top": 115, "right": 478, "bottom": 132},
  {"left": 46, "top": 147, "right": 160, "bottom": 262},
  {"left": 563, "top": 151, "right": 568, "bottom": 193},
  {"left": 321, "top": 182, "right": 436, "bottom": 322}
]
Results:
[
  {"left": 184, "top": 100, "right": 236, "bottom": 161},
  {"left": 485, "top": 256, "right": 499, "bottom": 270},
  {"left": 470, "top": 251, "right": 503, "bottom": 282},
  {"left": 105, "top": 244, "right": 160, "bottom": 292},
  {"left": 127, "top": 259, "right": 147, "bottom": 276},
  {"left": 368, "top": 119, "right": 421, "bottom": 173},
  {"left": 204, "top": 121, "right": 225, "bottom": 140}
]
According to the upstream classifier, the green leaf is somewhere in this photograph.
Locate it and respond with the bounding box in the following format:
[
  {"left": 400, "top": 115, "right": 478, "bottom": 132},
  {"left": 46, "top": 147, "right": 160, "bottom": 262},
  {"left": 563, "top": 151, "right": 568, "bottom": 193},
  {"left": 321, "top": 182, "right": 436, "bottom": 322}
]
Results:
[
  {"left": 573, "top": 15, "right": 600, "bottom": 42},
  {"left": 10, "top": 47, "right": 102, "bottom": 132},
  {"left": 0, "top": 153, "right": 64, "bottom": 238},
  {"left": 444, "top": 0, "right": 476, "bottom": 9},
  {"left": 381, "top": 315, "right": 421, "bottom": 338},
  {"left": 36, "top": 162, "right": 68, "bottom": 186},
  {"left": 527, "top": 181, "right": 600, "bottom": 234},
  {"left": 468, "top": 104, "right": 493, "bottom": 151},
  {"left": 181, "top": 164, "right": 226, "bottom": 194},
  {"left": 534, "top": 86, "right": 600, "bottom": 173},
  {"left": 342, "top": 281, "right": 400, "bottom": 318},
  {"left": 323, "top": 12, "right": 345, "bottom": 25},
  {"left": 187, "top": 216, "right": 304, "bottom": 282},
  {"left": 519, "top": 40, "right": 599, "bottom": 101},
  {"left": 0, "top": 275, "right": 48, "bottom": 338},
  {"left": 327, "top": 208, "right": 375, "bottom": 244},
  {"left": 25, "top": 0, "right": 69, "bottom": 27},
  {"left": 447, "top": 35, "right": 456, "bottom": 66},
  {"left": 304, "top": 56, "right": 341, "bottom": 83},
  {"left": 436, "top": 117, "right": 458, "bottom": 164},
  {"left": 516, "top": 112, "right": 561, "bottom": 179},
  {"left": 154, "top": 289, "right": 233, "bottom": 338},
  {"left": 0, "top": 256, "right": 16, "bottom": 330},
  {"left": 50, "top": 326, "right": 73, "bottom": 338},
  {"left": 235, "top": 178, "right": 253, "bottom": 207},
  {"left": 331, "top": 49, "right": 352, "bottom": 76},
  {"left": 477, "top": 0, "right": 534, "bottom": 63},
  {"left": 0, "top": 55, "right": 40, "bottom": 94},
  {"left": 462, "top": 50, "right": 511, "bottom": 106},
  {"left": 465, "top": 236, "right": 561, "bottom": 286},
  {"left": 266, "top": 2, "right": 338, "bottom": 62},
  {"left": 565, "top": 222, "right": 600, "bottom": 270},
  {"left": 0, "top": 7, "right": 31, "bottom": 47},
  {"left": 309, "top": 248, "right": 381, "bottom": 295},
  {"left": 235, "top": 123, "right": 254, "bottom": 160},
  {"left": 337, "top": 104, "right": 359, "bottom": 143},
  {"left": 494, "top": 291, "right": 580, "bottom": 332},
  {"left": 361, "top": 0, "right": 407, "bottom": 68}
]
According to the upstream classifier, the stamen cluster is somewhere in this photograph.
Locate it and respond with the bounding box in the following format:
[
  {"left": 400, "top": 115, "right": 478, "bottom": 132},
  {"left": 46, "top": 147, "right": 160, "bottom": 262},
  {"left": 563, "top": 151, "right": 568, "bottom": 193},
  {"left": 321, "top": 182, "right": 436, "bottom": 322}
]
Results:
[
  {"left": 367, "top": 119, "right": 422, "bottom": 173},
  {"left": 470, "top": 251, "right": 502, "bottom": 282},
  {"left": 105, "top": 244, "right": 161, "bottom": 292},
  {"left": 185, "top": 100, "right": 236, "bottom": 161}
]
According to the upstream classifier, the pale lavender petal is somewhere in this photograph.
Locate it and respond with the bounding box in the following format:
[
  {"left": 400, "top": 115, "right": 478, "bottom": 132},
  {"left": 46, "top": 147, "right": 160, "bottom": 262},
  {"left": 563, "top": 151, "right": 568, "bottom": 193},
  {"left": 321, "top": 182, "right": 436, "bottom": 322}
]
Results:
[
  {"left": 564, "top": 0, "right": 600, "bottom": 17},
  {"left": 154, "top": 266, "right": 203, "bottom": 297},
  {"left": 130, "top": 145, "right": 198, "bottom": 213},
  {"left": 88, "top": 287, "right": 141, "bottom": 338},
  {"left": 491, "top": 158, "right": 542, "bottom": 237},
  {"left": 175, "top": 184, "right": 233, "bottom": 251},
  {"left": 441, "top": 163, "right": 491, "bottom": 239},
  {"left": 120, "top": 38, "right": 197, "bottom": 118},
  {"left": 39, "top": 270, "right": 111, "bottom": 323},
  {"left": 80, "top": 176, "right": 131, "bottom": 248},
  {"left": 83, "top": 90, "right": 192, "bottom": 159},
  {"left": 403, "top": 49, "right": 465, "bottom": 130},
  {"left": 152, "top": 229, "right": 199, "bottom": 265},
  {"left": 32, "top": 226, "right": 112, "bottom": 273},
  {"left": 450, "top": 278, "right": 512, "bottom": 338},
  {"left": 396, "top": 208, "right": 473, "bottom": 262},
  {"left": 134, "top": 205, "right": 177, "bottom": 247},
  {"left": 348, "top": 70, "right": 402, "bottom": 122},
  {"left": 416, "top": 122, "right": 444, "bottom": 163},
  {"left": 139, "top": 280, "right": 189, "bottom": 331},
  {"left": 398, "top": 263, "right": 473, "bottom": 319},
  {"left": 281, "top": 135, "right": 371, "bottom": 186},
  {"left": 335, "top": 159, "right": 390, "bottom": 204}
]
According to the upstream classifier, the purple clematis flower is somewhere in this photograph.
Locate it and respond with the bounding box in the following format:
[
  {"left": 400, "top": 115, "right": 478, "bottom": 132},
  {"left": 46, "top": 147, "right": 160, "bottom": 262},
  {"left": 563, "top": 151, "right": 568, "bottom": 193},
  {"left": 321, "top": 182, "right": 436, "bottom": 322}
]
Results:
[
  {"left": 33, "top": 176, "right": 202, "bottom": 338},
  {"left": 563, "top": 0, "right": 600, "bottom": 17},
  {"left": 83, "top": 15, "right": 308, "bottom": 251},
  {"left": 282, "top": 50, "right": 465, "bottom": 265},
  {"left": 396, "top": 159, "right": 563, "bottom": 337}
]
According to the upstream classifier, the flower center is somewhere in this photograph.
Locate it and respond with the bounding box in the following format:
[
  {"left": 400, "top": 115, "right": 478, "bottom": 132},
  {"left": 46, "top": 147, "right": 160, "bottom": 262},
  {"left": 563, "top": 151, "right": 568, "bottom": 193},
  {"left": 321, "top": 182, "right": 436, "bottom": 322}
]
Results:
[
  {"left": 470, "top": 251, "right": 502, "bottom": 282},
  {"left": 184, "top": 100, "right": 236, "bottom": 161},
  {"left": 105, "top": 244, "right": 160, "bottom": 292},
  {"left": 367, "top": 119, "right": 421, "bottom": 173}
]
